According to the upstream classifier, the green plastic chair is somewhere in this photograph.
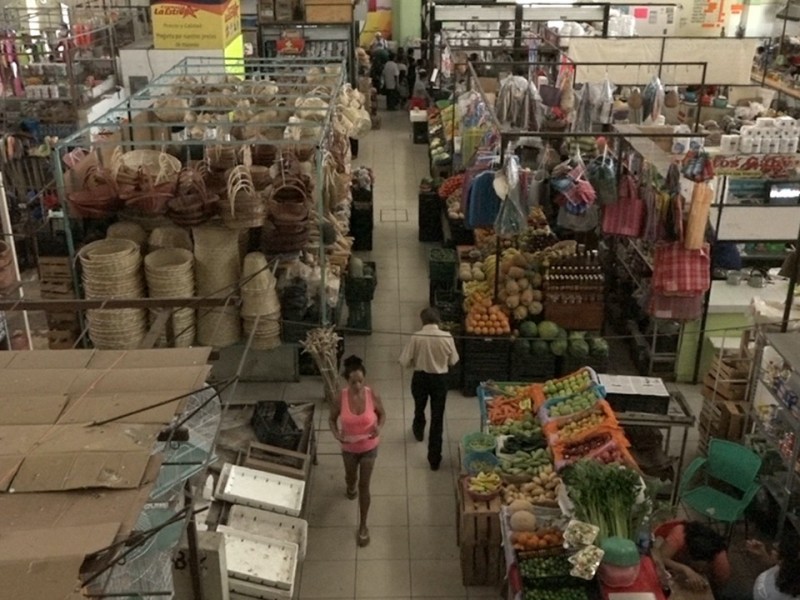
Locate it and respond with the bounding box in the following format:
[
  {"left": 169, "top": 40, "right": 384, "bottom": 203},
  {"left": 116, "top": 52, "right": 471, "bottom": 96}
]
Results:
[{"left": 679, "top": 439, "right": 762, "bottom": 530}]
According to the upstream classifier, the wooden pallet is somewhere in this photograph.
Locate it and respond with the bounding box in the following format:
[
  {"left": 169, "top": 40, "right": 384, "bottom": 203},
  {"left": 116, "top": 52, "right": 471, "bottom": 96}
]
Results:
[
  {"left": 698, "top": 398, "right": 747, "bottom": 454},
  {"left": 455, "top": 476, "right": 503, "bottom": 546},
  {"left": 460, "top": 541, "right": 504, "bottom": 587},
  {"left": 240, "top": 441, "right": 312, "bottom": 482},
  {"left": 38, "top": 257, "right": 72, "bottom": 281}
]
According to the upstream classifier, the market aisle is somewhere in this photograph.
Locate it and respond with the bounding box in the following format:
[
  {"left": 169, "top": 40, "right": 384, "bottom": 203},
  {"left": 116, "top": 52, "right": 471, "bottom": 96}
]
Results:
[{"left": 298, "top": 111, "right": 495, "bottom": 599}]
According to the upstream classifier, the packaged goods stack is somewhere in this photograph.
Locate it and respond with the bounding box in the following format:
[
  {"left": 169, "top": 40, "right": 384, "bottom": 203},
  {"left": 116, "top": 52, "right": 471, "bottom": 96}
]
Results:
[
  {"left": 39, "top": 256, "right": 80, "bottom": 349},
  {"left": 350, "top": 167, "right": 374, "bottom": 251},
  {"left": 344, "top": 258, "right": 376, "bottom": 335}
]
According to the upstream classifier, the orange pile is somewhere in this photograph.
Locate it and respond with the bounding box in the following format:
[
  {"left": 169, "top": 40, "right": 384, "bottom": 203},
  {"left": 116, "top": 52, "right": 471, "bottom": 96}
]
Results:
[
  {"left": 511, "top": 528, "right": 564, "bottom": 551},
  {"left": 466, "top": 297, "right": 511, "bottom": 336}
]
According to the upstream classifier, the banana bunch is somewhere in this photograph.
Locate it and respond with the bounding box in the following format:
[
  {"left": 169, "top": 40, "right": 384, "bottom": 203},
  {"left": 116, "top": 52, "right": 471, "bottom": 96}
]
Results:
[
  {"left": 483, "top": 254, "right": 497, "bottom": 286},
  {"left": 468, "top": 470, "right": 502, "bottom": 493}
]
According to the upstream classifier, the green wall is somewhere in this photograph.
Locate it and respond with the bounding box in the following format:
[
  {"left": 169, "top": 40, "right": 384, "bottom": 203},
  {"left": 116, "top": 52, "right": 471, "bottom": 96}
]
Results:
[{"left": 393, "top": 0, "right": 421, "bottom": 44}]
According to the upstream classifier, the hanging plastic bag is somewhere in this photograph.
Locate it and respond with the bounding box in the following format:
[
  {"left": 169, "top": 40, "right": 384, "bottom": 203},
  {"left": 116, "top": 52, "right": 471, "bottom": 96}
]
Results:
[
  {"left": 685, "top": 182, "right": 713, "bottom": 250},
  {"left": 642, "top": 75, "right": 665, "bottom": 123},
  {"left": 587, "top": 154, "right": 617, "bottom": 205},
  {"left": 573, "top": 86, "right": 593, "bottom": 132},
  {"left": 494, "top": 156, "right": 527, "bottom": 236},
  {"left": 558, "top": 203, "right": 599, "bottom": 232},
  {"left": 681, "top": 149, "right": 715, "bottom": 183},
  {"left": 596, "top": 76, "right": 614, "bottom": 124}
]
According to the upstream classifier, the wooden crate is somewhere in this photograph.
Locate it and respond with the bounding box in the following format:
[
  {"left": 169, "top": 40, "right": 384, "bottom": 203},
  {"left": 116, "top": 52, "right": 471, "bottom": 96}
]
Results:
[
  {"left": 703, "top": 349, "right": 752, "bottom": 402},
  {"left": 702, "top": 374, "right": 748, "bottom": 402},
  {"left": 304, "top": 0, "right": 352, "bottom": 23},
  {"left": 240, "top": 441, "right": 311, "bottom": 481},
  {"left": 698, "top": 398, "right": 747, "bottom": 454},
  {"left": 544, "top": 301, "right": 604, "bottom": 332},
  {"left": 40, "top": 279, "right": 76, "bottom": 298},
  {"left": 38, "top": 257, "right": 72, "bottom": 281},
  {"left": 456, "top": 476, "right": 503, "bottom": 546},
  {"left": 460, "top": 541, "right": 504, "bottom": 586}
]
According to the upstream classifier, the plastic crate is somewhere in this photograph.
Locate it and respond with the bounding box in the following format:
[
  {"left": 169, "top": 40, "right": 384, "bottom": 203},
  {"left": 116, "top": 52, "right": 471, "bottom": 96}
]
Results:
[
  {"left": 413, "top": 120, "right": 429, "bottom": 144},
  {"left": 429, "top": 247, "right": 458, "bottom": 282},
  {"left": 345, "top": 261, "right": 377, "bottom": 302},
  {"left": 445, "top": 218, "right": 475, "bottom": 248},
  {"left": 429, "top": 278, "right": 456, "bottom": 307},
  {"left": 510, "top": 352, "right": 558, "bottom": 381},
  {"left": 345, "top": 301, "right": 372, "bottom": 335},
  {"left": 419, "top": 191, "right": 443, "bottom": 242},
  {"left": 434, "top": 289, "right": 463, "bottom": 323},
  {"left": 462, "top": 337, "right": 512, "bottom": 396},
  {"left": 251, "top": 401, "right": 302, "bottom": 451}
]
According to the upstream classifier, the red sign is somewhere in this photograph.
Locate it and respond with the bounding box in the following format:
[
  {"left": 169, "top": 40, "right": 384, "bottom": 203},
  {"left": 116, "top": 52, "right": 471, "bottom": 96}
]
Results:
[
  {"left": 153, "top": 4, "right": 198, "bottom": 17},
  {"left": 277, "top": 32, "right": 305, "bottom": 55},
  {"left": 711, "top": 153, "right": 800, "bottom": 180}
]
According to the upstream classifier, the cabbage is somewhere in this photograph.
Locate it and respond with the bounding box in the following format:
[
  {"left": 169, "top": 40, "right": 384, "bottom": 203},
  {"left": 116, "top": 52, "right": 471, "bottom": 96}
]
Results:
[
  {"left": 539, "top": 321, "right": 560, "bottom": 341},
  {"left": 568, "top": 339, "right": 590, "bottom": 358},
  {"left": 590, "top": 337, "right": 610, "bottom": 358}
]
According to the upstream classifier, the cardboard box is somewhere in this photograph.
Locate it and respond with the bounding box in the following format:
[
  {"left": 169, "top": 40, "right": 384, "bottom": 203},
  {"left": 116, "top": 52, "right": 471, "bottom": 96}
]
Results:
[{"left": 304, "top": 0, "right": 352, "bottom": 22}]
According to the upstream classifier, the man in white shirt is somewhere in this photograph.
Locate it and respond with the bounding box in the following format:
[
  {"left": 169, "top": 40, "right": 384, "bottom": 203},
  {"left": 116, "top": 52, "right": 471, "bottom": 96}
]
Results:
[
  {"left": 399, "top": 307, "right": 460, "bottom": 470},
  {"left": 382, "top": 53, "right": 400, "bottom": 111}
]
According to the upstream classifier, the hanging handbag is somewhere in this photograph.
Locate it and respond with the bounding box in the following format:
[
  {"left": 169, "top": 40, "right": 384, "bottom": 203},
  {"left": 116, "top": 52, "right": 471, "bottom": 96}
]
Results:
[
  {"left": 652, "top": 242, "right": 711, "bottom": 295},
  {"left": 684, "top": 182, "right": 713, "bottom": 250},
  {"left": 601, "top": 173, "right": 644, "bottom": 237}
]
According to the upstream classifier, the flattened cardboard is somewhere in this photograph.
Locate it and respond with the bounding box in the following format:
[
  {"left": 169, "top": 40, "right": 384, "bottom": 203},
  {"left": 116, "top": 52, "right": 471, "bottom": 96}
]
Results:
[
  {"left": 10, "top": 424, "right": 161, "bottom": 492},
  {"left": 0, "top": 424, "right": 52, "bottom": 454},
  {"left": 0, "top": 352, "right": 17, "bottom": 370},
  {"left": 0, "top": 369, "right": 78, "bottom": 395},
  {"left": 0, "top": 454, "right": 162, "bottom": 535},
  {"left": 0, "top": 395, "right": 69, "bottom": 425},
  {"left": 0, "top": 523, "right": 120, "bottom": 600},
  {"left": 0, "top": 455, "right": 24, "bottom": 491},
  {"left": 86, "top": 347, "right": 212, "bottom": 369},
  {"left": 6, "top": 350, "right": 93, "bottom": 370},
  {"left": 68, "top": 366, "right": 211, "bottom": 396},
  {"left": 59, "top": 391, "right": 189, "bottom": 425}
]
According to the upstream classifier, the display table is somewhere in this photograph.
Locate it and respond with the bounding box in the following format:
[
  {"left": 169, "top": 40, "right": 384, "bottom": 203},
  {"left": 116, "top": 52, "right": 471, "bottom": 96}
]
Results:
[{"left": 676, "top": 278, "right": 791, "bottom": 382}]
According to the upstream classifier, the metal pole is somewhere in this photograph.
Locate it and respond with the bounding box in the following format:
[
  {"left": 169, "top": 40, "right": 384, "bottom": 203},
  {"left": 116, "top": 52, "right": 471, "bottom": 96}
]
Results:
[
  {"left": 780, "top": 224, "right": 800, "bottom": 333},
  {"left": 0, "top": 173, "right": 32, "bottom": 349},
  {"left": 185, "top": 481, "right": 205, "bottom": 600}
]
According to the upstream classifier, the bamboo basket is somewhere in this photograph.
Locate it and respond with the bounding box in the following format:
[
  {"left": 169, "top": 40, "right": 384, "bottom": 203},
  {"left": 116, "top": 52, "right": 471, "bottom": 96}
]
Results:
[
  {"left": 106, "top": 221, "right": 148, "bottom": 251},
  {"left": 197, "top": 306, "right": 241, "bottom": 347},
  {"left": 148, "top": 226, "right": 193, "bottom": 252},
  {"left": 192, "top": 225, "right": 241, "bottom": 296},
  {"left": 223, "top": 166, "right": 265, "bottom": 229}
]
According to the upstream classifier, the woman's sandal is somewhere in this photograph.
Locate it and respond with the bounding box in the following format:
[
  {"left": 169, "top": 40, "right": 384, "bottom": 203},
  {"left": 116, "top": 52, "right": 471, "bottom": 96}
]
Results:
[{"left": 357, "top": 528, "right": 370, "bottom": 547}]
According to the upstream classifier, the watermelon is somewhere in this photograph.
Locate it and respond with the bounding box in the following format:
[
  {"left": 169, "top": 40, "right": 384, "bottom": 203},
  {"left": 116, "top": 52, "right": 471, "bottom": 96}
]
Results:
[
  {"left": 538, "top": 321, "right": 560, "bottom": 341},
  {"left": 590, "top": 337, "right": 610, "bottom": 358},
  {"left": 550, "top": 339, "right": 568, "bottom": 356},
  {"left": 519, "top": 321, "right": 539, "bottom": 338},
  {"left": 568, "top": 339, "right": 590, "bottom": 359},
  {"left": 513, "top": 338, "right": 531, "bottom": 356},
  {"left": 530, "top": 339, "right": 550, "bottom": 356}
]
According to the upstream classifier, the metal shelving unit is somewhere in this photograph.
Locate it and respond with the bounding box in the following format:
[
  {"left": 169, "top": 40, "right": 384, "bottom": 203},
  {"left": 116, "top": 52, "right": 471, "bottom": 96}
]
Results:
[{"left": 746, "top": 331, "right": 800, "bottom": 540}]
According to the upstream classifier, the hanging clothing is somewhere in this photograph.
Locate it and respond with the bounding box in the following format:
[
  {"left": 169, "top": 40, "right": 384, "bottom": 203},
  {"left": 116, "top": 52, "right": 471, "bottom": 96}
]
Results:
[{"left": 465, "top": 170, "right": 502, "bottom": 229}]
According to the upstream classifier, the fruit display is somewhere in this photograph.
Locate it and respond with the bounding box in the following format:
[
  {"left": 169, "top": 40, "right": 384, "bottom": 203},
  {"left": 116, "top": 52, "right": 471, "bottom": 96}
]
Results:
[
  {"left": 555, "top": 413, "right": 608, "bottom": 442},
  {"left": 498, "top": 448, "right": 551, "bottom": 478},
  {"left": 489, "top": 419, "right": 542, "bottom": 437},
  {"left": 446, "top": 191, "right": 465, "bottom": 220},
  {"left": 559, "top": 432, "right": 613, "bottom": 461},
  {"left": 542, "top": 369, "right": 596, "bottom": 400},
  {"left": 519, "top": 555, "right": 572, "bottom": 579},
  {"left": 501, "top": 432, "right": 547, "bottom": 453},
  {"left": 546, "top": 387, "right": 603, "bottom": 419},
  {"left": 564, "top": 331, "right": 609, "bottom": 360},
  {"left": 438, "top": 173, "right": 464, "bottom": 199},
  {"left": 467, "top": 471, "right": 502, "bottom": 496},
  {"left": 511, "top": 527, "right": 565, "bottom": 552},
  {"left": 465, "top": 297, "right": 511, "bottom": 336}
]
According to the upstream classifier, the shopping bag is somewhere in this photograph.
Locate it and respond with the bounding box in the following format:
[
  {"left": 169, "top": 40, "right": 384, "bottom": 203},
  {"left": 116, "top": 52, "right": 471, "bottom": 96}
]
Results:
[
  {"left": 652, "top": 242, "right": 710, "bottom": 295},
  {"left": 601, "top": 174, "right": 644, "bottom": 237},
  {"left": 684, "top": 182, "right": 713, "bottom": 250}
]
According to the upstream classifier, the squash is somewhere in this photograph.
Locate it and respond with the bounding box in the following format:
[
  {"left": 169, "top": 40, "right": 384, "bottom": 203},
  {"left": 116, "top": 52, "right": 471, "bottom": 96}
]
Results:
[
  {"left": 459, "top": 264, "right": 473, "bottom": 281},
  {"left": 513, "top": 254, "right": 529, "bottom": 269},
  {"left": 510, "top": 511, "right": 538, "bottom": 532},
  {"left": 508, "top": 266, "right": 526, "bottom": 279},
  {"left": 513, "top": 305, "right": 528, "bottom": 321},
  {"left": 506, "top": 294, "right": 521, "bottom": 309},
  {"left": 530, "top": 290, "right": 543, "bottom": 302},
  {"left": 529, "top": 301, "right": 543, "bottom": 315},
  {"left": 505, "top": 279, "right": 520, "bottom": 295},
  {"left": 508, "top": 499, "right": 536, "bottom": 515},
  {"left": 517, "top": 278, "right": 530, "bottom": 291},
  {"left": 521, "top": 288, "right": 534, "bottom": 305},
  {"left": 472, "top": 267, "right": 486, "bottom": 281},
  {"left": 498, "top": 288, "right": 508, "bottom": 303}
]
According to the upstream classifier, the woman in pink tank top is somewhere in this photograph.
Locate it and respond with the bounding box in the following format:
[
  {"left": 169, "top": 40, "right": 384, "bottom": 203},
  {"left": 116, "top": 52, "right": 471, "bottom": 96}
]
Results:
[{"left": 328, "top": 356, "right": 386, "bottom": 547}]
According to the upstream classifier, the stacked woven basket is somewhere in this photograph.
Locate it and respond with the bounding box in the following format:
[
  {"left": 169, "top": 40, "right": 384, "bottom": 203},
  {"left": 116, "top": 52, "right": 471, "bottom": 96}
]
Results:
[
  {"left": 223, "top": 166, "right": 266, "bottom": 229},
  {"left": 241, "top": 253, "right": 281, "bottom": 350},
  {"left": 193, "top": 225, "right": 241, "bottom": 347},
  {"left": 263, "top": 171, "right": 311, "bottom": 254},
  {"left": 144, "top": 249, "right": 196, "bottom": 347},
  {"left": 78, "top": 239, "right": 147, "bottom": 349}
]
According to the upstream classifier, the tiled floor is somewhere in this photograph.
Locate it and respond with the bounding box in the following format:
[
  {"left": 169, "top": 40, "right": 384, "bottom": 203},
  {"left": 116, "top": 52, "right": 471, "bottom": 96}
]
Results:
[{"left": 252, "top": 111, "right": 707, "bottom": 598}]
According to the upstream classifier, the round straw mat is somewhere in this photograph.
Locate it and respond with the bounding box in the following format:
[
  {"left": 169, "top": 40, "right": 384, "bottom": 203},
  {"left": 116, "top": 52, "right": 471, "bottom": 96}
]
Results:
[
  {"left": 192, "top": 225, "right": 242, "bottom": 296},
  {"left": 107, "top": 222, "right": 148, "bottom": 251},
  {"left": 196, "top": 306, "right": 241, "bottom": 347},
  {"left": 149, "top": 227, "right": 193, "bottom": 252}
]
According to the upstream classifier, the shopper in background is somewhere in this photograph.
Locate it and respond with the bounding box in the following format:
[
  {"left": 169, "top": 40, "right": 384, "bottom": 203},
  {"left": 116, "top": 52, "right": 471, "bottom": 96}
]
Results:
[
  {"left": 747, "top": 535, "right": 800, "bottom": 600},
  {"left": 654, "top": 520, "right": 731, "bottom": 593},
  {"left": 328, "top": 355, "right": 386, "bottom": 547},
  {"left": 370, "top": 31, "right": 388, "bottom": 53},
  {"left": 409, "top": 68, "right": 430, "bottom": 110},
  {"left": 398, "top": 57, "right": 410, "bottom": 104},
  {"left": 399, "top": 308, "right": 460, "bottom": 471},
  {"left": 382, "top": 52, "right": 400, "bottom": 111}
]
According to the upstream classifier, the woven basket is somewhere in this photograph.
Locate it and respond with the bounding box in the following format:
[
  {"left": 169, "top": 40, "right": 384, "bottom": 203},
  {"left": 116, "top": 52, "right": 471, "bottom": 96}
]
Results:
[
  {"left": 241, "top": 252, "right": 280, "bottom": 317},
  {"left": 193, "top": 225, "right": 242, "bottom": 296},
  {"left": 223, "top": 166, "right": 265, "bottom": 229},
  {"left": 249, "top": 166, "right": 272, "bottom": 191},
  {"left": 87, "top": 308, "right": 148, "bottom": 349},
  {"left": 68, "top": 166, "right": 120, "bottom": 219},
  {"left": 116, "top": 150, "right": 181, "bottom": 187},
  {"left": 206, "top": 145, "right": 239, "bottom": 172},
  {"left": 197, "top": 306, "right": 241, "bottom": 347},
  {"left": 242, "top": 311, "right": 282, "bottom": 350},
  {"left": 118, "top": 208, "right": 174, "bottom": 233},
  {"left": 106, "top": 221, "right": 148, "bottom": 251},
  {"left": 145, "top": 248, "right": 195, "bottom": 296},
  {"left": 153, "top": 96, "right": 189, "bottom": 123},
  {"left": 148, "top": 226, "right": 193, "bottom": 252},
  {"left": 251, "top": 142, "right": 278, "bottom": 167}
]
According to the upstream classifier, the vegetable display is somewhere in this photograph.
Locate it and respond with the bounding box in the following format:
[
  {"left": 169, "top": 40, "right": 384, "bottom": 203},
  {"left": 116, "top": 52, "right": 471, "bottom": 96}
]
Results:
[
  {"left": 467, "top": 471, "right": 502, "bottom": 495},
  {"left": 562, "top": 460, "right": 647, "bottom": 542},
  {"left": 500, "top": 468, "right": 561, "bottom": 505},
  {"left": 520, "top": 555, "right": 572, "bottom": 579},
  {"left": 499, "top": 449, "right": 551, "bottom": 477},
  {"left": 546, "top": 388, "right": 601, "bottom": 418},
  {"left": 523, "top": 587, "right": 588, "bottom": 600},
  {"left": 511, "top": 528, "right": 564, "bottom": 552},
  {"left": 543, "top": 370, "right": 595, "bottom": 400}
]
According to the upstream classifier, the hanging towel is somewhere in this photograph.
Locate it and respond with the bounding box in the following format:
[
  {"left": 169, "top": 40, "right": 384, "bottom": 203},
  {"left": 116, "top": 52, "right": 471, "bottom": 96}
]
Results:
[{"left": 466, "top": 170, "right": 502, "bottom": 229}]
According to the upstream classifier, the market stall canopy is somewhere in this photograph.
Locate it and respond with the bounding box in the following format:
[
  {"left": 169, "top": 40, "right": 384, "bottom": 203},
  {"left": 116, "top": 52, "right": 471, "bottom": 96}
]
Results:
[{"left": 0, "top": 347, "right": 212, "bottom": 600}]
